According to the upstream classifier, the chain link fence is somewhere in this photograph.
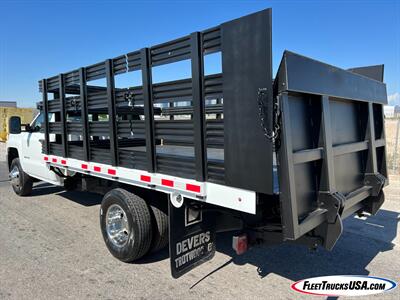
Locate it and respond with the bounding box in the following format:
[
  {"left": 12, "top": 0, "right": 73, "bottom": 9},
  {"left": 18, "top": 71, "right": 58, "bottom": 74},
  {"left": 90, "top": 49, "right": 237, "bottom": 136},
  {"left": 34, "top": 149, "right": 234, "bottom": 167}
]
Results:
[{"left": 386, "top": 118, "right": 400, "bottom": 174}]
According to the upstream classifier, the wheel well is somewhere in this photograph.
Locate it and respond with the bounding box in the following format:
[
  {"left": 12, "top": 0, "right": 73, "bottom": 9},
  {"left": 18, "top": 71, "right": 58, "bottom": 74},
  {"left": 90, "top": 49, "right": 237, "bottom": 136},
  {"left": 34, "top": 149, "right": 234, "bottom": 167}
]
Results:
[{"left": 7, "top": 148, "right": 19, "bottom": 171}]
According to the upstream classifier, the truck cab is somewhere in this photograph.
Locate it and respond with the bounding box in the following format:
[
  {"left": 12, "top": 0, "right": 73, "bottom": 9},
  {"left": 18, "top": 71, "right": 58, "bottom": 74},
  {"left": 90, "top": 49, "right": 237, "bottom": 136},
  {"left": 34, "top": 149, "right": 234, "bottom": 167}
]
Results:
[{"left": 7, "top": 112, "right": 63, "bottom": 195}]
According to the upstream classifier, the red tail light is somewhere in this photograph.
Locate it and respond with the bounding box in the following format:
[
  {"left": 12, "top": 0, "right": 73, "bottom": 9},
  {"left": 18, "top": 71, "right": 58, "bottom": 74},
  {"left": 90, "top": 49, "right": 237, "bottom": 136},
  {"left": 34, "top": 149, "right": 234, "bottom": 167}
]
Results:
[{"left": 232, "top": 234, "right": 248, "bottom": 255}]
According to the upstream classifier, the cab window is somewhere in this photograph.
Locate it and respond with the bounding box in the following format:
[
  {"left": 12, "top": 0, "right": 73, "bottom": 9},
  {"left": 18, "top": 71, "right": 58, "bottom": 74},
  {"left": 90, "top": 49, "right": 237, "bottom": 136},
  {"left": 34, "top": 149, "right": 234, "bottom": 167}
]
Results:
[{"left": 30, "top": 112, "right": 53, "bottom": 132}]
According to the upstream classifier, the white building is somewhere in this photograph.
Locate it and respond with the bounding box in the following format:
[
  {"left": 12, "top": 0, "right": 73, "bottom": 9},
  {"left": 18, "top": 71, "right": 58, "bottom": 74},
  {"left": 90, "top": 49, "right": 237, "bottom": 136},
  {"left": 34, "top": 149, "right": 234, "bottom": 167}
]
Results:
[
  {"left": 0, "top": 101, "right": 17, "bottom": 108},
  {"left": 384, "top": 106, "right": 395, "bottom": 118}
]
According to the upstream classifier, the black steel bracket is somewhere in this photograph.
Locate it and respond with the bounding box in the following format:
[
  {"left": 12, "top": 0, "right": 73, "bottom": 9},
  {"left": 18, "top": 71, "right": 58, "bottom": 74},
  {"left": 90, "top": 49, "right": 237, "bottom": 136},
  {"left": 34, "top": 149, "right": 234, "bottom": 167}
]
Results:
[
  {"left": 364, "top": 173, "right": 386, "bottom": 216},
  {"left": 364, "top": 173, "right": 386, "bottom": 196},
  {"left": 318, "top": 191, "right": 345, "bottom": 223},
  {"left": 365, "top": 190, "right": 385, "bottom": 216},
  {"left": 317, "top": 191, "right": 346, "bottom": 250}
]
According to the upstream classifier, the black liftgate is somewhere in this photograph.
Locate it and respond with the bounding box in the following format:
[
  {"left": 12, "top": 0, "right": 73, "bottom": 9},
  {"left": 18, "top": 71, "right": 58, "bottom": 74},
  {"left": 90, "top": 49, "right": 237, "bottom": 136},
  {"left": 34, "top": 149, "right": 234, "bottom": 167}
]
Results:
[
  {"left": 39, "top": 9, "right": 274, "bottom": 194},
  {"left": 275, "top": 52, "right": 388, "bottom": 248},
  {"left": 39, "top": 8, "right": 388, "bottom": 245}
]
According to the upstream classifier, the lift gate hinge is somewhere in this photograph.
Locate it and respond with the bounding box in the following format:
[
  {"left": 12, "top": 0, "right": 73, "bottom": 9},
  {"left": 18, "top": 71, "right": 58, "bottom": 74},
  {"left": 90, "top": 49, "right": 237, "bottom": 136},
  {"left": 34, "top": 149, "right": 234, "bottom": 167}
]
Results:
[
  {"left": 364, "top": 173, "right": 386, "bottom": 196},
  {"left": 364, "top": 173, "right": 386, "bottom": 215},
  {"left": 317, "top": 191, "right": 346, "bottom": 250},
  {"left": 318, "top": 192, "right": 345, "bottom": 224}
]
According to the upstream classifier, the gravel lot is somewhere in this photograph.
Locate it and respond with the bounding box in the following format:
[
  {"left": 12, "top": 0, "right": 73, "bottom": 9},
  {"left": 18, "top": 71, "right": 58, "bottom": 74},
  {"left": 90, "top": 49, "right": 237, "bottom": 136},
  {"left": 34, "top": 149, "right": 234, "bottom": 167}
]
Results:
[
  {"left": 0, "top": 141, "right": 399, "bottom": 299},
  {"left": 0, "top": 143, "right": 6, "bottom": 162}
]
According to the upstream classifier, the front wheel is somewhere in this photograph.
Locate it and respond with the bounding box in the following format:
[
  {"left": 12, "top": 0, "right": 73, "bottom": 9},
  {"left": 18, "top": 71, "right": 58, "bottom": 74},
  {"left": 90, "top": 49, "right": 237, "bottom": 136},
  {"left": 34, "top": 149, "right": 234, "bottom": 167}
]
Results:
[
  {"left": 100, "top": 188, "right": 153, "bottom": 262},
  {"left": 9, "top": 158, "right": 33, "bottom": 196}
]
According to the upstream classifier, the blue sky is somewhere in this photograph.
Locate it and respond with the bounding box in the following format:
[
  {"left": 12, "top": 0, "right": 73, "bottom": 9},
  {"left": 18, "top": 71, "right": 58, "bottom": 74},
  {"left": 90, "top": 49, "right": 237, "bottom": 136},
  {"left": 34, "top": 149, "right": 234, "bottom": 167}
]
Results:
[{"left": 0, "top": 0, "right": 399, "bottom": 107}]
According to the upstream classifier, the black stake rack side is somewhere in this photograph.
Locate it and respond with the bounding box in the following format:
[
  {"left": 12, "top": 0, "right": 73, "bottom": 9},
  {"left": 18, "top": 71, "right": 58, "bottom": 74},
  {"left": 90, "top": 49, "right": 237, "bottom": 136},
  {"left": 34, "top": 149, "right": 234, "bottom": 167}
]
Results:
[
  {"left": 38, "top": 9, "right": 275, "bottom": 195},
  {"left": 37, "top": 6, "right": 389, "bottom": 214}
]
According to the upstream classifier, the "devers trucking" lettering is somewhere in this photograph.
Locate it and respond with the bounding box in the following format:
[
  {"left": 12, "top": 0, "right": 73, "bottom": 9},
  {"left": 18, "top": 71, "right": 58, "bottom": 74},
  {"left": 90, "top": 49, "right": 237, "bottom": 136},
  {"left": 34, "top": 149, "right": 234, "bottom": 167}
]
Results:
[{"left": 175, "top": 231, "right": 211, "bottom": 268}]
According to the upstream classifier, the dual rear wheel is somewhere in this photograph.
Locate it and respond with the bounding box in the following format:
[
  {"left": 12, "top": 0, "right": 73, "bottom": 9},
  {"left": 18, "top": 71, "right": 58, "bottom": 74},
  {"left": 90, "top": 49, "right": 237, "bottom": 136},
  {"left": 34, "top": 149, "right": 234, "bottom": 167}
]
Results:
[
  {"left": 9, "top": 158, "right": 167, "bottom": 262},
  {"left": 100, "top": 188, "right": 168, "bottom": 262}
]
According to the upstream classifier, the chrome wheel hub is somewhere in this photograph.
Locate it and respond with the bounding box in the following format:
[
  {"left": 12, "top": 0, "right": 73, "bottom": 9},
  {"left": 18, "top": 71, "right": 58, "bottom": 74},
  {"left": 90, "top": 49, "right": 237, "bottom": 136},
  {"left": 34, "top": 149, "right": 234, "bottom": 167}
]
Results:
[
  {"left": 9, "top": 166, "right": 20, "bottom": 189},
  {"left": 106, "top": 204, "right": 130, "bottom": 247}
]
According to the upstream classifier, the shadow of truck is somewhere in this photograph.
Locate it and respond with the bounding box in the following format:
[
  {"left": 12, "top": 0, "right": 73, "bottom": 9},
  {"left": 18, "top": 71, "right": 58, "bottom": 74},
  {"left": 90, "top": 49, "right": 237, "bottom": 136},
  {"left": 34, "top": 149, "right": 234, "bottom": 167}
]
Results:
[
  {"left": 212, "top": 209, "right": 398, "bottom": 281},
  {"left": 23, "top": 180, "right": 400, "bottom": 282}
]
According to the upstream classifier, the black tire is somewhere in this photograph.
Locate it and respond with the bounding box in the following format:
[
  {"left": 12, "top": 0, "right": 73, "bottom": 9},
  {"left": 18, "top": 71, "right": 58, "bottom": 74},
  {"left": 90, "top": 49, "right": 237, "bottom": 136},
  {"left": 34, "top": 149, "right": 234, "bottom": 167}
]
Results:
[
  {"left": 100, "top": 188, "right": 152, "bottom": 262},
  {"left": 149, "top": 199, "right": 169, "bottom": 253},
  {"left": 10, "top": 158, "right": 33, "bottom": 196}
]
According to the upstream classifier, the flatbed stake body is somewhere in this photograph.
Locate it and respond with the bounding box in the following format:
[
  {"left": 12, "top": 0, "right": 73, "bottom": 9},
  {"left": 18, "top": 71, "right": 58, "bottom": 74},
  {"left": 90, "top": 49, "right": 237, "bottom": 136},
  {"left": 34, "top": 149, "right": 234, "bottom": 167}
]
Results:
[{"left": 5, "top": 7, "right": 388, "bottom": 278}]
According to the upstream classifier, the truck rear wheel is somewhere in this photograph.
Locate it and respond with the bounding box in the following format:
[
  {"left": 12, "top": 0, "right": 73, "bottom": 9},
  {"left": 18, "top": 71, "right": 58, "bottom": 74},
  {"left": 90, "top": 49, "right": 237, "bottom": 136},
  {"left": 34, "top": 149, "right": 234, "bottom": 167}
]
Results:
[
  {"left": 9, "top": 158, "right": 33, "bottom": 196},
  {"left": 100, "top": 188, "right": 152, "bottom": 262},
  {"left": 149, "top": 201, "right": 169, "bottom": 253}
]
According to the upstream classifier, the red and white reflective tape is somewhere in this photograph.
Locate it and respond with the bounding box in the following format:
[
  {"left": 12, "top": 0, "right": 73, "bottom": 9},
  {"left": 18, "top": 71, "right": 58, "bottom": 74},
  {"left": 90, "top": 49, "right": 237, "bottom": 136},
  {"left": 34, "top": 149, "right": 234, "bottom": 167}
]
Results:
[
  {"left": 42, "top": 154, "right": 256, "bottom": 214},
  {"left": 108, "top": 169, "right": 116, "bottom": 176},
  {"left": 140, "top": 175, "right": 151, "bottom": 182},
  {"left": 44, "top": 155, "right": 204, "bottom": 195},
  {"left": 140, "top": 174, "right": 200, "bottom": 193},
  {"left": 186, "top": 183, "right": 201, "bottom": 193},
  {"left": 161, "top": 179, "right": 174, "bottom": 187}
]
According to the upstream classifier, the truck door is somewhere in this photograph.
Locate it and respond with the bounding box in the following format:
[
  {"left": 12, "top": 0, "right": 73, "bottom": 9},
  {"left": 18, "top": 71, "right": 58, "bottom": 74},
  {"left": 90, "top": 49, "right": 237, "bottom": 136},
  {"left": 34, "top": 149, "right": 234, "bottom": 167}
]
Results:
[{"left": 21, "top": 112, "right": 61, "bottom": 184}]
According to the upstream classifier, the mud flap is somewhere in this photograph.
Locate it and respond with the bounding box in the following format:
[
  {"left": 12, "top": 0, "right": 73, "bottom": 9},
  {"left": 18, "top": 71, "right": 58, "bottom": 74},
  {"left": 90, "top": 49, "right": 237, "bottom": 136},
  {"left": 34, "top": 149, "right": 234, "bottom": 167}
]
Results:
[{"left": 168, "top": 199, "right": 216, "bottom": 278}]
